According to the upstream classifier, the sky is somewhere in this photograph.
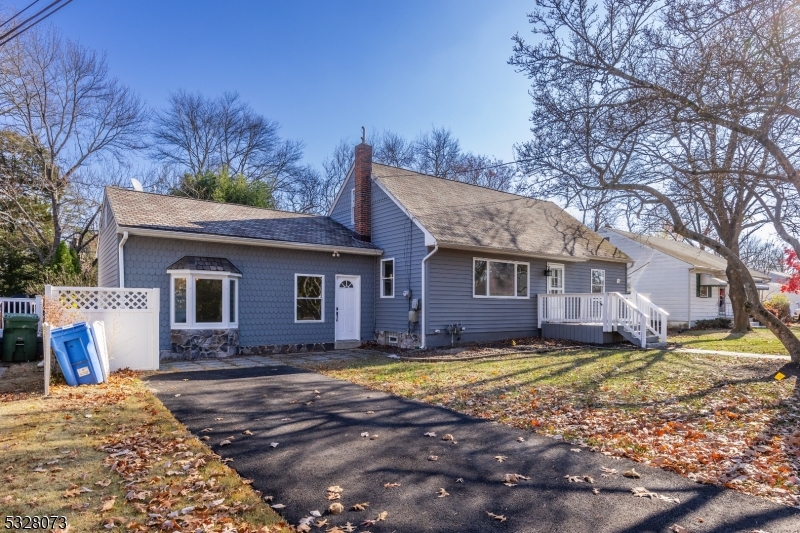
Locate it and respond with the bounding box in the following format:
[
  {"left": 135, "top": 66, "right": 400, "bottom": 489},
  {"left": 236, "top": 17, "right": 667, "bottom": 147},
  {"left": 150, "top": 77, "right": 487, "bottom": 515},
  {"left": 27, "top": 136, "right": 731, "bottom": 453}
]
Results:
[{"left": 29, "top": 0, "right": 537, "bottom": 171}]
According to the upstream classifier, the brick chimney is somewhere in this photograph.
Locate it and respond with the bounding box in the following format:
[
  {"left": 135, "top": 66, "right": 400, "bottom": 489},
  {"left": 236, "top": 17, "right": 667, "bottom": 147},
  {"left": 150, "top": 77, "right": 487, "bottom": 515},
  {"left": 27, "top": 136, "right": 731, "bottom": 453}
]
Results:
[{"left": 353, "top": 140, "right": 372, "bottom": 242}]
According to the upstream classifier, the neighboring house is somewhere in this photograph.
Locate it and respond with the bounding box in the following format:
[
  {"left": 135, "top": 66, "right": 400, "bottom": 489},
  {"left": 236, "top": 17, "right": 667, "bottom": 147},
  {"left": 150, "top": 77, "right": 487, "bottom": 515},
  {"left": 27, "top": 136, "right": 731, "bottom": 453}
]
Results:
[
  {"left": 599, "top": 228, "right": 771, "bottom": 327},
  {"left": 763, "top": 271, "right": 800, "bottom": 317},
  {"left": 98, "top": 142, "right": 647, "bottom": 360}
]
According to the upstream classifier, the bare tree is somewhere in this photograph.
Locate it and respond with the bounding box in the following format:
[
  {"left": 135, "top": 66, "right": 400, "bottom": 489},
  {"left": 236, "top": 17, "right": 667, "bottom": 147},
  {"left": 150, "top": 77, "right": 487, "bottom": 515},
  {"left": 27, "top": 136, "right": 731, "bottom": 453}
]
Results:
[
  {"left": 151, "top": 90, "right": 303, "bottom": 202},
  {"left": 0, "top": 27, "right": 147, "bottom": 264},
  {"left": 739, "top": 236, "right": 785, "bottom": 274},
  {"left": 510, "top": 0, "right": 800, "bottom": 361},
  {"left": 415, "top": 127, "right": 462, "bottom": 179},
  {"left": 373, "top": 130, "right": 417, "bottom": 168}
]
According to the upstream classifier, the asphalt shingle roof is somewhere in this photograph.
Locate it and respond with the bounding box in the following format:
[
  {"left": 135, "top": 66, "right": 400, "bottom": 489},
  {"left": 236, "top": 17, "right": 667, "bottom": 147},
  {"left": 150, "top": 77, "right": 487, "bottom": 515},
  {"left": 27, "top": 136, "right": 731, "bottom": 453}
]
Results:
[
  {"left": 165, "top": 256, "right": 242, "bottom": 274},
  {"left": 604, "top": 228, "right": 769, "bottom": 280},
  {"left": 371, "top": 164, "right": 629, "bottom": 262},
  {"left": 105, "top": 187, "right": 379, "bottom": 251}
]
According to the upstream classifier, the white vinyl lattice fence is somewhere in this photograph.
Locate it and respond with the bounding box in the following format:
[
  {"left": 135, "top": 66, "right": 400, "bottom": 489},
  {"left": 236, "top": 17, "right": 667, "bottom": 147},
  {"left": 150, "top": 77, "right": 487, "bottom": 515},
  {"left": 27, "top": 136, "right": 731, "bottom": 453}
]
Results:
[
  {"left": 0, "top": 296, "right": 43, "bottom": 333},
  {"left": 45, "top": 286, "right": 160, "bottom": 371}
]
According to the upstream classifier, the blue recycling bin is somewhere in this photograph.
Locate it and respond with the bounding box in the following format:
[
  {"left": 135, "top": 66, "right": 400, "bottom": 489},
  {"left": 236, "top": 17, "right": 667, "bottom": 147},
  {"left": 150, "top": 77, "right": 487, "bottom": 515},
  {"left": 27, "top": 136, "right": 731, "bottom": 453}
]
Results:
[{"left": 50, "top": 322, "right": 104, "bottom": 386}]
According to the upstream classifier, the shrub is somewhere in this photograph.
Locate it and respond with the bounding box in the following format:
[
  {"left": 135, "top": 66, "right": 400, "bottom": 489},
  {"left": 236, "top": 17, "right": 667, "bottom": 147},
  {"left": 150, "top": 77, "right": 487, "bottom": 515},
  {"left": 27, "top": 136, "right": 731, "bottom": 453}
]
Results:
[
  {"left": 692, "top": 318, "right": 732, "bottom": 330},
  {"left": 764, "top": 294, "right": 791, "bottom": 322}
]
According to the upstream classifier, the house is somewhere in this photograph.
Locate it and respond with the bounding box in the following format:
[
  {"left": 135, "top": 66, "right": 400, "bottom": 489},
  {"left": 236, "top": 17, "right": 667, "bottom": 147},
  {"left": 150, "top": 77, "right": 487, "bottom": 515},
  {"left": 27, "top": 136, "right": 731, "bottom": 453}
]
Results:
[
  {"left": 98, "top": 141, "right": 655, "bottom": 360},
  {"left": 598, "top": 227, "right": 771, "bottom": 327},
  {"left": 763, "top": 271, "right": 800, "bottom": 317}
]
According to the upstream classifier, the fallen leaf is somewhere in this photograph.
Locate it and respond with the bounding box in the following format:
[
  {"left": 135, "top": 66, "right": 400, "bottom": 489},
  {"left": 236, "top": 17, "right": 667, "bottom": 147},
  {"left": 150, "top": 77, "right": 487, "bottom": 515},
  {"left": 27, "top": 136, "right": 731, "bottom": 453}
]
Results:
[
  {"left": 342, "top": 523, "right": 356, "bottom": 533},
  {"left": 200, "top": 428, "right": 213, "bottom": 432},
  {"left": 351, "top": 502, "right": 369, "bottom": 511},
  {"left": 456, "top": 478, "right": 464, "bottom": 483},
  {"left": 486, "top": 511, "right": 507, "bottom": 522},
  {"left": 670, "top": 525, "right": 689, "bottom": 533},
  {"left": 219, "top": 439, "right": 231, "bottom": 446},
  {"left": 214, "top": 417, "right": 223, "bottom": 421},
  {"left": 442, "top": 434, "right": 454, "bottom": 441},
  {"left": 424, "top": 432, "right": 436, "bottom": 437},
  {"left": 570, "top": 448, "right": 582, "bottom": 453},
  {"left": 174, "top": 394, "right": 181, "bottom": 397},
  {"left": 592, "top": 488, "right": 600, "bottom": 495},
  {"left": 270, "top": 442, "right": 279, "bottom": 448},
  {"left": 383, "top": 482, "right": 401, "bottom": 488},
  {"left": 360, "top": 520, "right": 376, "bottom": 527},
  {"left": 370, "top": 434, "right": 379, "bottom": 440},
  {"left": 376, "top": 511, "right": 388, "bottom": 521},
  {"left": 565, "top": 475, "right": 594, "bottom": 484},
  {"left": 600, "top": 467, "right": 618, "bottom": 477},
  {"left": 201, "top": 436, "right": 210, "bottom": 441},
  {"left": 494, "top": 455, "right": 508, "bottom": 462},
  {"left": 631, "top": 486, "right": 658, "bottom": 499},
  {"left": 271, "top": 503, "right": 286, "bottom": 509},
  {"left": 328, "top": 503, "right": 344, "bottom": 515},
  {"left": 366, "top": 410, "right": 374, "bottom": 414},
  {"left": 428, "top": 455, "right": 438, "bottom": 461},
  {"left": 327, "top": 485, "right": 344, "bottom": 493},
  {"left": 502, "top": 473, "right": 531, "bottom": 485},
  {"left": 360, "top": 432, "right": 370, "bottom": 438},
  {"left": 315, "top": 518, "right": 329, "bottom": 527},
  {"left": 436, "top": 488, "right": 450, "bottom": 498},
  {"left": 100, "top": 497, "right": 116, "bottom": 512},
  {"left": 623, "top": 468, "right": 641, "bottom": 479},
  {"left": 281, "top": 417, "right": 292, "bottom": 421},
  {"left": 297, "top": 525, "right": 311, "bottom": 533},
  {"left": 517, "top": 437, "right": 525, "bottom": 442},
  {"left": 243, "top": 430, "right": 253, "bottom": 435},
  {"left": 263, "top": 495, "right": 274, "bottom": 502}
]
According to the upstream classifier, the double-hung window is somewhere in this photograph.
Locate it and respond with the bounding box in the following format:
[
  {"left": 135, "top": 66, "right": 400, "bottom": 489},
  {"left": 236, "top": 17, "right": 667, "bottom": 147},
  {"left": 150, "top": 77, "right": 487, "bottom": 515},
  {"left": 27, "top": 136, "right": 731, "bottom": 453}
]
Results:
[
  {"left": 473, "top": 258, "right": 529, "bottom": 298},
  {"left": 168, "top": 256, "right": 240, "bottom": 329},
  {"left": 591, "top": 269, "right": 605, "bottom": 293},
  {"left": 295, "top": 274, "right": 324, "bottom": 322},
  {"left": 381, "top": 258, "right": 394, "bottom": 298}
]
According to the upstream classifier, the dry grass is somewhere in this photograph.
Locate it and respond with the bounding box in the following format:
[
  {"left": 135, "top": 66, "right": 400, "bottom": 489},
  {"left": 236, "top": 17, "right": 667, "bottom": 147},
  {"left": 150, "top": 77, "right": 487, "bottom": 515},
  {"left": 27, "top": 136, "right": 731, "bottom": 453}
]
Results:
[{"left": 0, "top": 370, "right": 289, "bottom": 532}]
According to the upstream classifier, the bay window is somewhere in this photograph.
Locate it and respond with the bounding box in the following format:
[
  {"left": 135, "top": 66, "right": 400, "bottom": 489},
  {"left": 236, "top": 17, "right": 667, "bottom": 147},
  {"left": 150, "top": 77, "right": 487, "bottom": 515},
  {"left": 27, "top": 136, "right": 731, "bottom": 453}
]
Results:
[{"left": 167, "top": 256, "right": 240, "bottom": 329}]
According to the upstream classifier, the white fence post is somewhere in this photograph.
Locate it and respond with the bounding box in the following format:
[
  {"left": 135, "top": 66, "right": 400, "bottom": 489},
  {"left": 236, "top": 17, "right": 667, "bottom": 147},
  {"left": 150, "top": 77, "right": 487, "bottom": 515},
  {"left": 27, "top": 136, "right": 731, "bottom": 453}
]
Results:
[{"left": 43, "top": 323, "right": 51, "bottom": 397}]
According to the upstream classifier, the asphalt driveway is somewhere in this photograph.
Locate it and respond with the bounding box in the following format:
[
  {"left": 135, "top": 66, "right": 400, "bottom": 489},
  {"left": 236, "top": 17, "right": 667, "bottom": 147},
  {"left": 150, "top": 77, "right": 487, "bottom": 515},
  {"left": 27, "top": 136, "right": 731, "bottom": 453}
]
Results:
[{"left": 147, "top": 365, "right": 799, "bottom": 533}]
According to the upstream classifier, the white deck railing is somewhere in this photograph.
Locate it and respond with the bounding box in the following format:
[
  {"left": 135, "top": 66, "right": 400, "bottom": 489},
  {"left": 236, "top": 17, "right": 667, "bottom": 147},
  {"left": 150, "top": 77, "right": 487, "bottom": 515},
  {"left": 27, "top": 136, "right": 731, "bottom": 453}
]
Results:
[
  {"left": 538, "top": 291, "right": 668, "bottom": 347},
  {"left": 0, "top": 296, "right": 43, "bottom": 333}
]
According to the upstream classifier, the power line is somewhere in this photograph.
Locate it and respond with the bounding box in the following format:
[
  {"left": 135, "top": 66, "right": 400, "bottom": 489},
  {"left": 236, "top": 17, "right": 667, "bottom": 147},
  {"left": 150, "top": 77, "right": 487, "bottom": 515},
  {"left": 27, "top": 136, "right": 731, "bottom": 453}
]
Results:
[
  {"left": 0, "top": 0, "right": 41, "bottom": 31},
  {"left": 0, "top": 0, "right": 73, "bottom": 48}
]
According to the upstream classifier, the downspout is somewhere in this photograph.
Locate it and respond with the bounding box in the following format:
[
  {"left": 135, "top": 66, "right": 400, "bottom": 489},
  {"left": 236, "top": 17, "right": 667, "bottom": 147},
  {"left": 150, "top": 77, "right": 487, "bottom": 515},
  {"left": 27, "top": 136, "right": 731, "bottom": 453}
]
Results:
[
  {"left": 687, "top": 268, "right": 693, "bottom": 328},
  {"left": 118, "top": 231, "right": 129, "bottom": 288},
  {"left": 420, "top": 243, "right": 439, "bottom": 349}
]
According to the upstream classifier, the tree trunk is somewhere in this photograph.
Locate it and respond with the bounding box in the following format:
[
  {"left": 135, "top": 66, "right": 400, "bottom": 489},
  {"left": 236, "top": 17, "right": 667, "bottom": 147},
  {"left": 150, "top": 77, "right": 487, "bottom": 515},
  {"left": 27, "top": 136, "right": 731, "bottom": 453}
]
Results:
[{"left": 726, "top": 265, "right": 752, "bottom": 333}]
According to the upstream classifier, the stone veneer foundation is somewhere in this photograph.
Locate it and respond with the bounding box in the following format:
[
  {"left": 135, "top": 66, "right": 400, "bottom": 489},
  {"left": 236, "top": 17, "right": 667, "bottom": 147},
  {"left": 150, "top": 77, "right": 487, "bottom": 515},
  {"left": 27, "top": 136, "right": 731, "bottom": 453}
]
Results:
[
  {"left": 375, "top": 331, "right": 419, "bottom": 349},
  {"left": 168, "top": 328, "right": 239, "bottom": 359}
]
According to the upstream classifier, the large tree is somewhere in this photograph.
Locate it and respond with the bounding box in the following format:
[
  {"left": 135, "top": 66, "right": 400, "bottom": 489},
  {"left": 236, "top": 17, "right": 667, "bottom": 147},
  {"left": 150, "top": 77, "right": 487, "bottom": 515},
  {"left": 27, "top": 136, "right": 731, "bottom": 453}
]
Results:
[
  {"left": 0, "top": 27, "right": 147, "bottom": 264},
  {"left": 510, "top": 0, "right": 800, "bottom": 361}
]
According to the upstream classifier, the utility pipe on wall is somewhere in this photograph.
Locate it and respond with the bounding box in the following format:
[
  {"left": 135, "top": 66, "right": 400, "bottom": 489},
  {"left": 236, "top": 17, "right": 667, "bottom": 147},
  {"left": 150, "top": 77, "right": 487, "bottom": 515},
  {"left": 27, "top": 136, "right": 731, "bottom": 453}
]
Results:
[
  {"left": 420, "top": 243, "right": 439, "bottom": 349},
  {"left": 118, "top": 231, "right": 129, "bottom": 288}
]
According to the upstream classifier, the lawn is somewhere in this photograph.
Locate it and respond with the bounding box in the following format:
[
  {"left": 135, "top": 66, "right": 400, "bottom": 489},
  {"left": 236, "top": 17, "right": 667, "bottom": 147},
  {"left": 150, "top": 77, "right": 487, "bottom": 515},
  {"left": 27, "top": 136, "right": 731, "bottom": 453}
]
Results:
[
  {"left": 320, "top": 348, "right": 800, "bottom": 508},
  {"left": 0, "top": 365, "right": 289, "bottom": 532},
  {"left": 669, "top": 326, "right": 800, "bottom": 355}
]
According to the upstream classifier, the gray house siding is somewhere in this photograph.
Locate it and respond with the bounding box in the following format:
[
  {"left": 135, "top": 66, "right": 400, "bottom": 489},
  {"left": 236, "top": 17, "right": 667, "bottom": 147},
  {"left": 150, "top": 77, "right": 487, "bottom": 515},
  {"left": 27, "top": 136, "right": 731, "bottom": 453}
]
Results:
[
  {"left": 122, "top": 235, "right": 375, "bottom": 350},
  {"left": 329, "top": 170, "right": 355, "bottom": 230},
  {"left": 97, "top": 199, "right": 120, "bottom": 288},
  {"left": 371, "top": 182, "right": 427, "bottom": 333},
  {"left": 425, "top": 248, "right": 627, "bottom": 347}
]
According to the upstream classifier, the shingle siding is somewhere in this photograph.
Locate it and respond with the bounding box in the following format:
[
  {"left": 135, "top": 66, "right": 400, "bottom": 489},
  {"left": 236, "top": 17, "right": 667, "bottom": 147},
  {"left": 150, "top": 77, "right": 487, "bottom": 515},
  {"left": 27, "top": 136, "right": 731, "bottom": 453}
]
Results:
[
  {"left": 371, "top": 182, "right": 427, "bottom": 333},
  {"left": 425, "top": 248, "right": 627, "bottom": 347},
  {"left": 97, "top": 198, "right": 120, "bottom": 288},
  {"left": 122, "top": 235, "right": 375, "bottom": 350}
]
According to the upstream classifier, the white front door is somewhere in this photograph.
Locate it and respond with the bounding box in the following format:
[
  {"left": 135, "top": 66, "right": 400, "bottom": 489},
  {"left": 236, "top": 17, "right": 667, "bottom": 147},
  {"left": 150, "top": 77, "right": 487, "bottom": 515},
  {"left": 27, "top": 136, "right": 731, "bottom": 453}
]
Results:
[{"left": 335, "top": 275, "right": 361, "bottom": 341}]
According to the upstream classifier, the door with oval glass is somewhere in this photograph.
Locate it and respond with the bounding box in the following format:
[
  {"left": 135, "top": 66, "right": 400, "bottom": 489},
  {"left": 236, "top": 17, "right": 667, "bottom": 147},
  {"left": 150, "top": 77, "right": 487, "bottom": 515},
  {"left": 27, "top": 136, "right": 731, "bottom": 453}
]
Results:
[{"left": 335, "top": 275, "right": 361, "bottom": 341}]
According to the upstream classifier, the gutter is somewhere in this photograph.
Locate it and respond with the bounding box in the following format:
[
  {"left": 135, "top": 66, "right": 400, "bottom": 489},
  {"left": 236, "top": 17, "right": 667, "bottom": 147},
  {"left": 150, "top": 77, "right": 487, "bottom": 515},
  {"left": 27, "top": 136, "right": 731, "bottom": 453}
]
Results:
[
  {"left": 118, "top": 231, "right": 129, "bottom": 288},
  {"left": 420, "top": 243, "right": 439, "bottom": 349},
  {"left": 119, "top": 226, "right": 384, "bottom": 256}
]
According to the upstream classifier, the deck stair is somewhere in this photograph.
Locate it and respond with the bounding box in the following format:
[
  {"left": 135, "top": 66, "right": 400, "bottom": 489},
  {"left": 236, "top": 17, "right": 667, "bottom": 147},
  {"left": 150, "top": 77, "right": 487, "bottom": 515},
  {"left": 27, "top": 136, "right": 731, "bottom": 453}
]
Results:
[{"left": 538, "top": 291, "right": 669, "bottom": 349}]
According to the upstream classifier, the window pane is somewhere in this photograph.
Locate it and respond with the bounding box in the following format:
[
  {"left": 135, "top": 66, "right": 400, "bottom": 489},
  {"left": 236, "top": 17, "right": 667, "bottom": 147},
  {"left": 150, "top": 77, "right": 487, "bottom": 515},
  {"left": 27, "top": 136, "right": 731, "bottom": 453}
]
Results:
[
  {"left": 229, "top": 279, "right": 236, "bottom": 323},
  {"left": 489, "top": 261, "right": 515, "bottom": 296},
  {"left": 383, "top": 279, "right": 393, "bottom": 297},
  {"left": 196, "top": 279, "right": 223, "bottom": 323},
  {"left": 297, "top": 298, "right": 322, "bottom": 321},
  {"left": 297, "top": 276, "right": 322, "bottom": 298},
  {"left": 591, "top": 270, "right": 605, "bottom": 293},
  {"left": 517, "top": 264, "right": 528, "bottom": 297},
  {"left": 383, "top": 260, "right": 393, "bottom": 279},
  {"left": 474, "top": 260, "right": 487, "bottom": 295},
  {"left": 174, "top": 278, "right": 187, "bottom": 323}
]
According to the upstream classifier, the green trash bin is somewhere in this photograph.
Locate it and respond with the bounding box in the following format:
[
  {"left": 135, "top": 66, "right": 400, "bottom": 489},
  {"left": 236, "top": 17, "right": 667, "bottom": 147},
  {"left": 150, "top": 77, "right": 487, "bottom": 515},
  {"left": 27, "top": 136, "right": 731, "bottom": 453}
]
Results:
[{"left": 2, "top": 313, "right": 40, "bottom": 362}]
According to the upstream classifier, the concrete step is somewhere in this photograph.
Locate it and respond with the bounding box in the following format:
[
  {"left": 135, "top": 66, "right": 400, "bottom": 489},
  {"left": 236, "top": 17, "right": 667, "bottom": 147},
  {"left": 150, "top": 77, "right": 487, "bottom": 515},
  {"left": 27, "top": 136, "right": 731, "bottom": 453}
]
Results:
[{"left": 334, "top": 340, "right": 361, "bottom": 350}]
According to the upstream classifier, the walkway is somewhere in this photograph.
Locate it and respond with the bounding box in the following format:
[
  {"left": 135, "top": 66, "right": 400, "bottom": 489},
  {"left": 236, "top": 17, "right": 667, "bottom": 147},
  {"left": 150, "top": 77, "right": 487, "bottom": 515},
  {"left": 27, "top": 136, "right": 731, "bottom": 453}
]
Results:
[
  {"left": 146, "top": 365, "right": 798, "bottom": 533},
  {"left": 670, "top": 347, "right": 792, "bottom": 361},
  {"left": 158, "top": 349, "right": 381, "bottom": 372}
]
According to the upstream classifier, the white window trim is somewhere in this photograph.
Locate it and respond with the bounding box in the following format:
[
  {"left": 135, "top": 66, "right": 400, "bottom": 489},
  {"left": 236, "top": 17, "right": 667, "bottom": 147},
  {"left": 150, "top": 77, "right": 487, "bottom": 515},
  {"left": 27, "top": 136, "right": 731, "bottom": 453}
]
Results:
[
  {"left": 168, "top": 269, "right": 241, "bottom": 330},
  {"left": 295, "top": 273, "right": 325, "bottom": 323},
  {"left": 591, "top": 268, "right": 606, "bottom": 293},
  {"left": 472, "top": 257, "right": 530, "bottom": 299},
  {"left": 380, "top": 258, "right": 395, "bottom": 298},
  {"left": 350, "top": 188, "right": 355, "bottom": 226},
  {"left": 547, "top": 262, "right": 565, "bottom": 294}
]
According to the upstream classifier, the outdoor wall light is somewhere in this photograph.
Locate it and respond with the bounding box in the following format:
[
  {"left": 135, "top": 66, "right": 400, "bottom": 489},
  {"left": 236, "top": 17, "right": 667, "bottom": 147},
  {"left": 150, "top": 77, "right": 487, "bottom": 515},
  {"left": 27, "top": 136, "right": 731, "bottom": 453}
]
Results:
[{"left": 543, "top": 268, "right": 553, "bottom": 277}]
